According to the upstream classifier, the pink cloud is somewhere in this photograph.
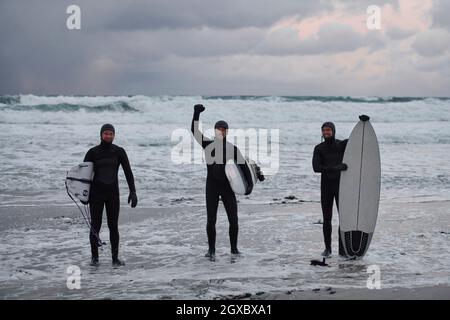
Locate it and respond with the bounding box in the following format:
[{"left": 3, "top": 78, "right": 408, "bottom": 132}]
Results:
[{"left": 270, "top": 0, "right": 433, "bottom": 41}]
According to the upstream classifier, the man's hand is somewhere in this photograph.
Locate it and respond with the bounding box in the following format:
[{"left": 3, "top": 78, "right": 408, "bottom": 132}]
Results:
[
  {"left": 334, "top": 163, "right": 348, "bottom": 171},
  {"left": 194, "top": 104, "right": 205, "bottom": 113},
  {"left": 255, "top": 164, "right": 265, "bottom": 182},
  {"left": 128, "top": 192, "right": 138, "bottom": 208},
  {"left": 359, "top": 114, "right": 370, "bottom": 122}
]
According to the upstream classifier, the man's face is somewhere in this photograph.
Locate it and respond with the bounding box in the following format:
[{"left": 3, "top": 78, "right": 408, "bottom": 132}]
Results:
[
  {"left": 215, "top": 127, "right": 228, "bottom": 139},
  {"left": 101, "top": 130, "right": 115, "bottom": 143},
  {"left": 322, "top": 126, "right": 333, "bottom": 139}
]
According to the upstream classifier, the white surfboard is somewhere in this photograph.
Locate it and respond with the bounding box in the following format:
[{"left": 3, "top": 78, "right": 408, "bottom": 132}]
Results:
[
  {"left": 339, "top": 120, "right": 380, "bottom": 258},
  {"left": 225, "top": 159, "right": 258, "bottom": 195},
  {"left": 65, "top": 162, "right": 105, "bottom": 247},
  {"left": 65, "top": 162, "right": 94, "bottom": 204}
]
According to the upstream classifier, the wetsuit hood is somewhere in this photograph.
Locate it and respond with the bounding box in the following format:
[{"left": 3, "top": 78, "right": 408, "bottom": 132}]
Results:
[
  {"left": 214, "top": 120, "right": 229, "bottom": 130},
  {"left": 100, "top": 123, "right": 115, "bottom": 136},
  {"left": 214, "top": 120, "right": 229, "bottom": 140},
  {"left": 100, "top": 123, "right": 115, "bottom": 146},
  {"left": 321, "top": 121, "right": 336, "bottom": 142}
]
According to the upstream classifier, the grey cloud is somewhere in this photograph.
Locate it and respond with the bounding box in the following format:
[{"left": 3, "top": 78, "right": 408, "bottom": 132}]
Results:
[
  {"left": 0, "top": 1, "right": 97, "bottom": 94},
  {"left": 412, "top": 29, "right": 450, "bottom": 57},
  {"left": 0, "top": 0, "right": 448, "bottom": 96},
  {"left": 385, "top": 27, "right": 416, "bottom": 40},
  {"left": 0, "top": 0, "right": 332, "bottom": 94},
  {"left": 76, "top": 0, "right": 333, "bottom": 31},
  {"left": 136, "top": 54, "right": 448, "bottom": 97},
  {"left": 432, "top": 0, "right": 450, "bottom": 29},
  {"left": 107, "top": 27, "right": 266, "bottom": 59},
  {"left": 255, "top": 22, "right": 384, "bottom": 56},
  {"left": 332, "top": 0, "right": 399, "bottom": 13},
  {"left": 414, "top": 55, "right": 450, "bottom": 73}
]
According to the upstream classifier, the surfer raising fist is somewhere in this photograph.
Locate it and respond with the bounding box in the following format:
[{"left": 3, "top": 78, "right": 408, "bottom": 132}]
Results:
[
  {"left": 191, "top": 104, "right": 252, "bottom": 260},
  {"left": 83, "top": 124, "right": 137, "bottom": 267}
]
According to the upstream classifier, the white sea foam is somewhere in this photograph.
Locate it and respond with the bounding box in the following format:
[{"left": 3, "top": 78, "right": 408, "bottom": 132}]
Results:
[{"left": 0, "top": 95, "right": 449, "bottom": 207}]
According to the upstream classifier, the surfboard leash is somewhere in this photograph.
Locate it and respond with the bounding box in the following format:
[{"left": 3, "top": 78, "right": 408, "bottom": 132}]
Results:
[{"left": 65, "top": 180, "right": 106, "bottom": 248}]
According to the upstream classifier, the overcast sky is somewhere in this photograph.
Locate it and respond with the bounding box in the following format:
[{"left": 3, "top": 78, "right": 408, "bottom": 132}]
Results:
[{"left": 0, "top": 0, "right": 449, "bottom": 96}]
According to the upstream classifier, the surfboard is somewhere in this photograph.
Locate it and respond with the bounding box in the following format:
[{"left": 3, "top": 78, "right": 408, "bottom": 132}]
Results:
[
  {"left": 66, "top": 162, "right": 94, "bottom": 204},
  {"left": 65, "top": 161, "right": 105, "bottom": 247},
  {"left": 225, "top": 158, "right": 258, "bottom": 195},
  {"left": 338, "top": 120, "right": 380, "bottom": 258}
]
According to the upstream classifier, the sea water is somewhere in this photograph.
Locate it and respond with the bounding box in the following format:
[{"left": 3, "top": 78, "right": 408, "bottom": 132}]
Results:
[{"left": 1, "top": 94, "right": 449, "bottom": 207}]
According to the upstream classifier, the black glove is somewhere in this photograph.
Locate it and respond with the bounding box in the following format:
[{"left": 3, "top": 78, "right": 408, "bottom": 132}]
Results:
[
  {"left": 334, "top": 163, "right": 348, "bottom": 171},
  {"left": 359, "top": 114, "right": 370, "bottom": 122},
  {"left": 128, "top": 192, "right": 138, "bottom": 208},
  {"left": 194, "top": 104, "right": 205, "bottom": 113},
  {"left": 255, "top": 165, "right": 265, "bottom": 182}
]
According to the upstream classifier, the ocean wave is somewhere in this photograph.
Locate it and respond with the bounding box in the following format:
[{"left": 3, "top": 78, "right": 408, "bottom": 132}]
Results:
[
  {"left": 17, "top": 94, "right": 138, "bottom": 106},
  {"left": 2, "top": 94, "right": 449, "bottom": 111},
  {"left": 0, "top": 95, "right": 21, "bottom": 105},
  {"left": 1, "top": 95, "right": 449, "bottom": 125},
  {"left": 13, "top": 94, "right": 202, "bottom": 106},
  {"left": 202, "top": 95, "right": 450, "bottom": 104},
  {"left": 137, "top": 140, "right": 169, "bottom": 147},
  {"left": 0, "top": 101, "right": 138, "bottom": 112},
  {"left": 0, "top": 94, "right": 204, "bottom": 113}
]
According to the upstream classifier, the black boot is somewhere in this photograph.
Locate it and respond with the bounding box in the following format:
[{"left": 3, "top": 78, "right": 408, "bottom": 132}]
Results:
[
  {"left": 112, "top": 258, "right": 125, "bottom": 266},
  {"left": 90, "top": 256, "right": 99, "bottom": 267},
  {"left": 205, "top": 248, "right": 215, "bottom": 260},
  {"left": 231, "top": 248, "right": 241, "bottom": 255},
  {"left": 321, "top": 248, "right": 332, "bottom": 258}
]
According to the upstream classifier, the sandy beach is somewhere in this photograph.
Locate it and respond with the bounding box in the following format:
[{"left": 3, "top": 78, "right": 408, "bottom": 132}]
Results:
[
  {"left": 1, "top": 199, "right": 448, "bottom": 300},
  {"left": 245, "top": 285, "right": 450, "bottom": 300}
]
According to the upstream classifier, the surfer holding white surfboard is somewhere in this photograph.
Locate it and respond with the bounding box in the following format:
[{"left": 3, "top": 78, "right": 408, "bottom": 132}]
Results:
[
  {"left": 339, "top": 116, "right": 381, "bottom": 258},
  {"left": 191, "top": 104, "right": 254, "bottom": 260},
  {"left": 83, "top": 124, "right": 138, "bottom": 267},
  {"left": 312, "top": 115, "right": 371, "bottom": 258}
]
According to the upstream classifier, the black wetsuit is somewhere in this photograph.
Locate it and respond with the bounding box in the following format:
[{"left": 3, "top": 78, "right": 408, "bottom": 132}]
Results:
[
  {"left": 312, "top": 135, "right": 348, "bottom": 253},
  {"left": 191, "top": 112, "right": 252, "bottom": 253},
  {"left": 84, "top": 141, "right": 136, "bottom": 260}
]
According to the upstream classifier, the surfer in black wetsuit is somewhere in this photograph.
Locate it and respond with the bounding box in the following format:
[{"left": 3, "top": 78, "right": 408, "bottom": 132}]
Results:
[
  {"left": 191, "top": 104, "right": 253, "bottom": 259},
  {"left": 312, "top": 115, "right": 369, "bottom": 258},
  {"left": 83, "top": 124, "right": 138, "bottom": 267}
]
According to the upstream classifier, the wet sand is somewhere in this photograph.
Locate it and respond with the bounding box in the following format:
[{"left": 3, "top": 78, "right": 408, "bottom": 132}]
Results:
[
  {"left": 0, "top": 200, "right": 449, "bottom": 299},
  {"left": 242, "top": 285, "right": 450, "bottom": 300}
]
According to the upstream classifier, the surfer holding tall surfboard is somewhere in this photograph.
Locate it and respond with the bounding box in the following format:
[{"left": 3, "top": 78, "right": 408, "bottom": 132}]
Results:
[{"left": 312, "top": 115, "right": 371, "bottom": 258}]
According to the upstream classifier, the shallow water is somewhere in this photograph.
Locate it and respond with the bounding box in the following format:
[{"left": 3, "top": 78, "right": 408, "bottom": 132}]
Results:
[{"left": 0, "top": 201, "right": 448, "bottom": 299}]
